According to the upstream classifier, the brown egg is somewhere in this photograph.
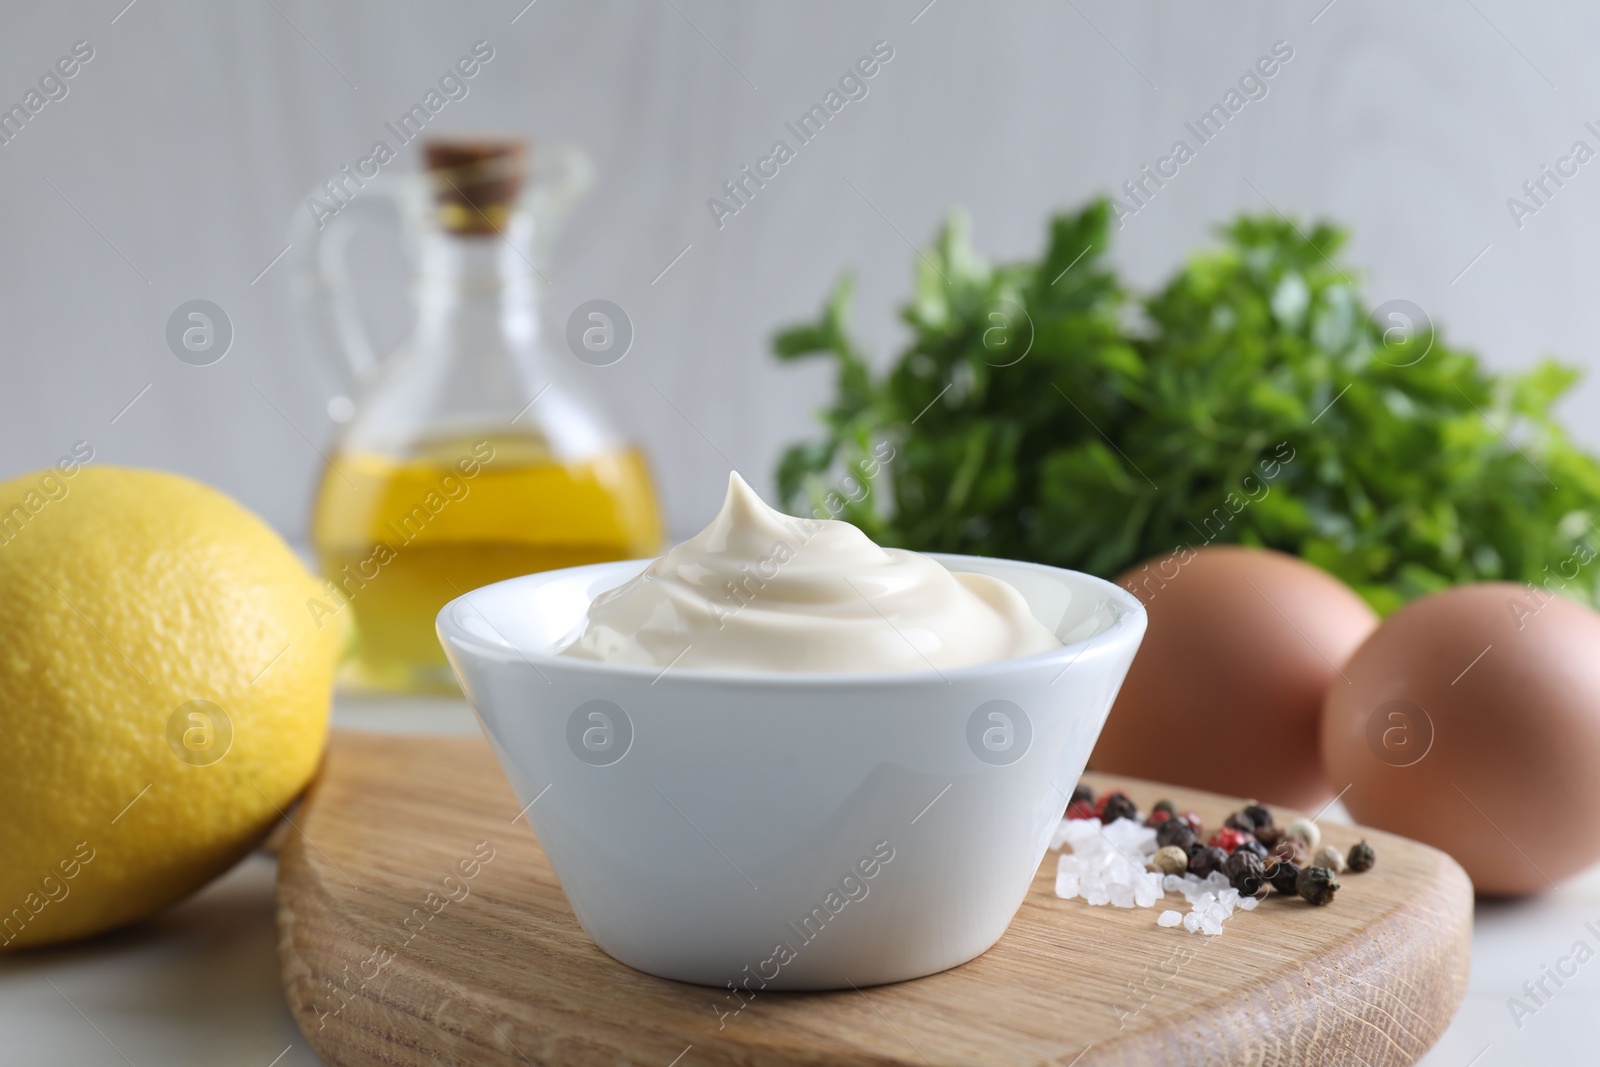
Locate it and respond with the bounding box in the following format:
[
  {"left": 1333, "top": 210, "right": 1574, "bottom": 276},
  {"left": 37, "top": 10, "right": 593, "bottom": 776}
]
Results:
[
  {"left": 1323, "top": 582, "right": 1600, "bottom": 896},
  {"left": 1095, "top": 546, "right": 1377, "bottom": 809}
]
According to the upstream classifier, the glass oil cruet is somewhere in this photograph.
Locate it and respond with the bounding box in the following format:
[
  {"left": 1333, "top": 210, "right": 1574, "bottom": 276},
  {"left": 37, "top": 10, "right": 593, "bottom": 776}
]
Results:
[{"left": 294, "top": 137, "right": 663, "bottom": 692}]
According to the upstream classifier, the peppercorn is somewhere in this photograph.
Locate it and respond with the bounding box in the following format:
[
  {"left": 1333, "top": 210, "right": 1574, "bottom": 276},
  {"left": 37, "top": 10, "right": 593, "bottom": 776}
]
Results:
[
  {"left": 1347, "top": 839, "right": 1376, "bottom": 873},
  {"left": 1207, "top": 827, "right": 1251, "bottom": 854},
  {"left": 1223, "top": 810, "right": 1257, "bottom": 834},
  {"left": 1189, "top": 845, "right": 1228, "bottom": 877},
  {"left": 1297, "top": 865, "right": 1339, "bottom": 906},
  {"left": 1284, "top": 816, "right": 1321, "bottom": 851},
  {"left": 1270, "top": 837, "right": 1305, "bottom": 864},
  {"left": 1096, "top": 791, "right": 1139, "bottom": 824},
  {"left": 1266, "top": 859, "right": 1301, "bottom": 895},
  {"left": 1313, "top": 846, "right": 1346, "bottom": 874},
  {"left": 1156, "top": 820, "right": 1196, "bottom": 851},
  {"left": 1071, "top": 784, "right": 1093, "bottom": 806},
  {"left": 1179, "top": 811, "right": 1203, "bottom": 833},
  {"left": 1242, "top": 803, "right": 1273, "bottom": 830},
  {"left": 1223, "top": 849, "right": 1267, "bottom": 895},
  {"left": 1143, "top": 808, "right": 1173, "bottom": 829},
  {"left": 1236, "top": 838, "right": 1269, "bottom": 860},
  {"left": 1253, "top": 824, "right": 1283, "bottom": 850},
  {"left": 1150, "top": 845, "right": 1189, "bottom": 876},
  {"left": 1066, "top": 798, "right": 1095, "bottom": 821},
  {"left": 1152, "top": 799, "right": 1176, "bottom": 817}
]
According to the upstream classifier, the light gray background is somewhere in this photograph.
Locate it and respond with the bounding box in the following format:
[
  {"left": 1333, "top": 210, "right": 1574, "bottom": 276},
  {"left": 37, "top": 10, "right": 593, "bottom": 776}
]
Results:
[
  {"left": 3, "top": 1, "right": 1596, "bottom": 541},
  {"left": 2, "top": 3, "right": 1598, "bottom": 1063}
]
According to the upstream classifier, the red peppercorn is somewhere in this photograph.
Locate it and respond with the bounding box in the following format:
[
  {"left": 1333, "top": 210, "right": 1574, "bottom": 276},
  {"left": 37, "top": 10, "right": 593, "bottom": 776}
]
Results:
[
  {"left": 1066, "top": 799, "right": 1095, "bottom": 821},
  {"left": 1143, "top": 809, "right": 1173, "bottom": 828},
  {"left": 1208, "top": 827, "right": 1252, "bottom": 854}
]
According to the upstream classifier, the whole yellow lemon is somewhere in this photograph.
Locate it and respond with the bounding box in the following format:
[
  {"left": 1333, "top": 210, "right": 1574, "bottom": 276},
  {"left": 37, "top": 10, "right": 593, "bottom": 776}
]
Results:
[{"left": 0, "top": 466, "right": 343, "bottom": 949}]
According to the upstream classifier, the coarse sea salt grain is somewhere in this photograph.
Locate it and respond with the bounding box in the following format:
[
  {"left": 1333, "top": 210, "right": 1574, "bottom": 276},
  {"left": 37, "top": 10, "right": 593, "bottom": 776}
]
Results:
[
  {"left": 1050, "top": 815, "right": 1267, "bottom": 937},
  {"left": 1051, "top": 817, "right": 1162, "bottom": 905}
]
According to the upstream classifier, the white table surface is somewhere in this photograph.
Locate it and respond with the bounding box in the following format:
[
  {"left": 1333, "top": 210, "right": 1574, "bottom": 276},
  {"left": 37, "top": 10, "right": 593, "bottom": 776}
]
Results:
[{"left": 1, "top": 691, "right": 1590, "bottom": 1066}]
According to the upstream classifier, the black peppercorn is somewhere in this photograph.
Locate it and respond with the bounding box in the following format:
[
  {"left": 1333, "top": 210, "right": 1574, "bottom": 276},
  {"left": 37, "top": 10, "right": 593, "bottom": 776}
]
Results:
[
  {"left": 1156, "top": 820, "right": 1197, "bottom": 852},
  {"left": 1347, "top": 839, "right": 1376, "bottom": 873},
  {"left": 1189, "top": 845, "right": 1228, "bottom": 878},
  {"left": 1236, "top": 838, "right": 1269, "bottom": 860},
  {"left": 1297, "top": 865, "right": 1340, "bottom": 906},
  {"left": 1266, "top": 859, "right": 1301, "bottom": 896},
  {"left": 1099, "top": 791, "right": 1139, "bottom": 824},
  {"left": 1152, "top": 799, "right": 1176, "bottom": 817},
  {"left": 1070, "top": 784, "right": 1093, "bottom": 807},
  {"left": 1254, "top": 824, "right": 1283, "bottom": 850},
  {"left": 1242, "top": 803, "right": 1273, "bottom": 830},
  {"left": 1223, "top": 810, "right": 1257, "bottom": 834},
  {"left": 1224, "top": 849, "right": 1267, "bottom": 895}
]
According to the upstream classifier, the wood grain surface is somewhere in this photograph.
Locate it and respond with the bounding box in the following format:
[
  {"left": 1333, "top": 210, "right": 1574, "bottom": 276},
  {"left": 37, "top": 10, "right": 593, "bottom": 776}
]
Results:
[{"left": 277, "top": 731, "right": 1472, "bottom": 1066}]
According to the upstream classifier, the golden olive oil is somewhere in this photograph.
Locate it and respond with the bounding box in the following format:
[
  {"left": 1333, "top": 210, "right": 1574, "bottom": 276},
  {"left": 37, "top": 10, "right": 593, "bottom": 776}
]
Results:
[{"left": 311, "top": 433, "right": 661, "bottom": 691}]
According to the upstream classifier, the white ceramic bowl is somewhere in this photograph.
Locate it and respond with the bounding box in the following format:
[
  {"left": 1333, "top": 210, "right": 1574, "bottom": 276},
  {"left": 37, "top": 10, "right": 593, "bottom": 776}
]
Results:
[{"left": 437, "top": 554, "right": 1145, "bottom": 990}]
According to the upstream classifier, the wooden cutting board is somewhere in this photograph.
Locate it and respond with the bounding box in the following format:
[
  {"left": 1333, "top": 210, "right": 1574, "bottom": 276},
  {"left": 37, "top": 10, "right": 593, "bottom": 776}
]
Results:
[{"left": 276, "top": 731, "right": 1471, "bottom": 1066}]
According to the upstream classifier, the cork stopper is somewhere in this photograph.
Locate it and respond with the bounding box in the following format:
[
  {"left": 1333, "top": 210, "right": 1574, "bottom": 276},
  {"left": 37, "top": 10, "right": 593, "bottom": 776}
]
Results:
[{"left": 424, "top": 137, "right": 528, "bottom": 235}]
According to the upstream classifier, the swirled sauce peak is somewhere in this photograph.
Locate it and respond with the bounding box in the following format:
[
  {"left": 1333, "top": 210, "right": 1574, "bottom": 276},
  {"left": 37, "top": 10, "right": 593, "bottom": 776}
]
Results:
[{"left": 559, "top": 473, "right": 1061, "bottom": 673}]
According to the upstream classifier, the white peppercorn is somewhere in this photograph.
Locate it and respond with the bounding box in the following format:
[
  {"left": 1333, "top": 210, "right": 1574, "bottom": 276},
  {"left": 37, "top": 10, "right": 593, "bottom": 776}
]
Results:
[{"left": 1313, "top": 845, "right": 1346, "bottom": 874}]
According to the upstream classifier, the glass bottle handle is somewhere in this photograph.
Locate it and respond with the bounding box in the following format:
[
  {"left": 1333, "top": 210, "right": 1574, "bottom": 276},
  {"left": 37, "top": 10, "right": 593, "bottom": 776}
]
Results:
[{"left": 287, "top": 173, "right": 418, "bottom": 385}]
